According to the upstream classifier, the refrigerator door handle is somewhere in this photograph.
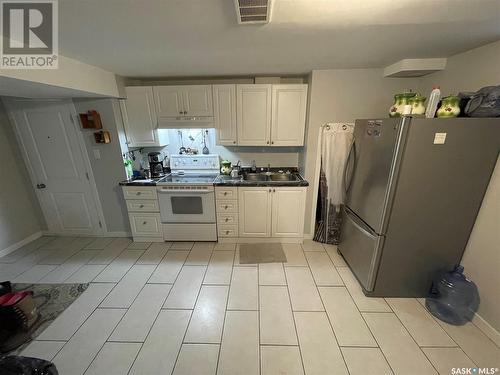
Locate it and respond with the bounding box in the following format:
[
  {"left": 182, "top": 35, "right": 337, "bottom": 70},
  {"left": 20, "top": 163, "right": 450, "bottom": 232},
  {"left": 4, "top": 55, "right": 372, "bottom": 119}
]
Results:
[
  {"left": 343, "top": 139, "right": 356, "bottom": 194},
  {"left": 344, "top": 207, "right": 377, "bottom": 239}
]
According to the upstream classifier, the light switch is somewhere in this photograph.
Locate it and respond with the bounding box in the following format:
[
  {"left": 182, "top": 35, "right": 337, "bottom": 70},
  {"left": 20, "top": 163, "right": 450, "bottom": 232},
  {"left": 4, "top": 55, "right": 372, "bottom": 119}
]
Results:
[{"left": 93, "top": 149, "right": 101, "bottom": 160}]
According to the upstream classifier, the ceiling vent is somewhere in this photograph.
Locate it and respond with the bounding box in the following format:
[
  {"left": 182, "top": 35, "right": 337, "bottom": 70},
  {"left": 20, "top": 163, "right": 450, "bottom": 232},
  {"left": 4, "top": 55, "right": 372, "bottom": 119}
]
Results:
[{"left": 234, "top": 0, "right": 273, "bottom": 25}]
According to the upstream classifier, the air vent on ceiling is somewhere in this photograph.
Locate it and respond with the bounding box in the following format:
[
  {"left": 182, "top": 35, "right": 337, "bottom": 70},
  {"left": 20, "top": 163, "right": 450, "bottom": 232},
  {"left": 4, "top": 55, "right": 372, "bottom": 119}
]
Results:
[{"left": 234, "top": 0, "right": 272, "bottom": 24}]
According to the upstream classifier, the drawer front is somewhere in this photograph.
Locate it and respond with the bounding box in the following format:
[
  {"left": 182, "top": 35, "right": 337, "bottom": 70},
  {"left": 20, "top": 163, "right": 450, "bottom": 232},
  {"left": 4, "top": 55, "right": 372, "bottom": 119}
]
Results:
[
  {"left": 216, "top": 200, "right": 238, "bottom": 213},
  {"left": 129, "top": 213, "right": 162, "bottom": 236},
  {"left": 216, "top": 187, "right": 237, "bottom": 200},
  {"left": 218, "top": 224, "right": 238, "bottom": 237},
  {"left": 126, "top": 199, "right": 159, "bottom": 212},
  {"left": 217, "top": 213, "right": 238, "bottom": 225},
  {"left": 123, "top": 186, "right": 157, "bottom": 200}
]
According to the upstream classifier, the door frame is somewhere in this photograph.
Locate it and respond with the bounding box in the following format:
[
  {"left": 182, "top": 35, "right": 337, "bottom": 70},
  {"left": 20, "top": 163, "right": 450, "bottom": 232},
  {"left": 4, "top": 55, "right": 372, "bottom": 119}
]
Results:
[{"left": 3, "top": 98, "right": 107, "bottom": 236}]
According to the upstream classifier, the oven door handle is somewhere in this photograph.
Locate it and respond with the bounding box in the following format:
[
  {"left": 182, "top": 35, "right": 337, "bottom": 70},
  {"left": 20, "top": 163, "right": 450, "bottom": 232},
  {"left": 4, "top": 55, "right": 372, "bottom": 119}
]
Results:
[{"left": 158, "top": 189, "right": 213, "bottom": 194}]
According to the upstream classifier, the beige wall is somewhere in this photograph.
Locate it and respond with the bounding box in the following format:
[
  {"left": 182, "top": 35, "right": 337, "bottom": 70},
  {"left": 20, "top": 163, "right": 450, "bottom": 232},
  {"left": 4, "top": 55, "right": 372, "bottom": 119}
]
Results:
[
  {"left": 301, "top": 69, "right": 415, "bottom": 235},
  {"left": 73, "top": 99, "right": 130, "bottom": 234},
  {"left": 0, "top": 101, "right": 44, "bottom": 252},
  {"left": 419, "top": 40, "right": 500, "bottom": 333}
]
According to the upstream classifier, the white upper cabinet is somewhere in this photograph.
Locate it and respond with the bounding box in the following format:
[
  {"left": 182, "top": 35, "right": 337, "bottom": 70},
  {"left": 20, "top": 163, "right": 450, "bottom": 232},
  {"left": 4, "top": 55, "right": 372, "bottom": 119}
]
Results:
[
  {"left": 213, "top": 84, "right": 237, "bottom": 145},
  {"left": 122, "top": 86, "right": 169, "bottom": 147},
  {"left": 154, "top": 85, "right": 213, "bottom": 117},
  {"left": 271, "top": 84, "right": 308, "bottom": 146},
  {"left": 183, "top": 85, "right": 213, "bottom": 116},
  {"left": 153, "top": 86, "right": 184, "bottom": 117},
  {"left": 237, "top": 84, "right": 272, "bottom": 146}
]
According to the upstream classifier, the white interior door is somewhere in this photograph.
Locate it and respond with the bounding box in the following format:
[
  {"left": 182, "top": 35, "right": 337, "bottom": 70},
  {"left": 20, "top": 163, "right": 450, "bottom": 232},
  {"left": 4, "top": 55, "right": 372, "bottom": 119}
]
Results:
[{"left": 4, "top": 99, "right": 103, "bottom": 235}]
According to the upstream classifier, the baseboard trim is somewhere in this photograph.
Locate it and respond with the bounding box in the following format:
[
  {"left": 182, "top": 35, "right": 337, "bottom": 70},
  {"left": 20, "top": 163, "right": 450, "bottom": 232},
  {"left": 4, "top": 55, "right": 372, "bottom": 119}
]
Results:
[
  {"left": 0, "top": 231, "right": 43, "bottom": 258},
  {"left": 218, "top": 237, "right": 304, "bottom": 244},
  {"left": 105, "top": 231, "right": 132, "bottom": 237},
  {"left": 472, "top": 312, "right": 500, "bottom": 347},
  {"left": 42, "top": 230, "right": 131, "bottom": 238}
]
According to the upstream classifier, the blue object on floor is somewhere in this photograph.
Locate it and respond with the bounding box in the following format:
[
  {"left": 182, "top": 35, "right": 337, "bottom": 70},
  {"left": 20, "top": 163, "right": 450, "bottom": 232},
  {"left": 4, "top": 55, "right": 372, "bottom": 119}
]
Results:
[{"left": 425, "top": 265, "right": 479, "bottom": 326}]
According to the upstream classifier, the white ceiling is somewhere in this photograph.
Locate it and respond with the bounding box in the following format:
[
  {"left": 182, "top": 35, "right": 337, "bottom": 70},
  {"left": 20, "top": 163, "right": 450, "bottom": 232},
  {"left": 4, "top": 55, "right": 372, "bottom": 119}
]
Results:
[{"left": 59, "top": 0, "right": 500, "bottom": 77}]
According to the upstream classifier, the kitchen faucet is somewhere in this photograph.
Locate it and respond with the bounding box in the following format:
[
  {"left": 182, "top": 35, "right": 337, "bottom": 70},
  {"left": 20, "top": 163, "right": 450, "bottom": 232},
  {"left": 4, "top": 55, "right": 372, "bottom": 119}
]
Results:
[{"left": 251, "top": 160, "right": 256, "bottom": 172}]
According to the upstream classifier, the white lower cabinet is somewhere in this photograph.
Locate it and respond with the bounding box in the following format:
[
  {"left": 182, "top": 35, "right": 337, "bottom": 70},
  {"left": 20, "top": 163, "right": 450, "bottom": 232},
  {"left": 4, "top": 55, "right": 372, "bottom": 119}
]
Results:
[
  {"left": 238, "top": 187, "right": 272, "bottom": 237},
  {"left": 238, "top": 187, "right": 306, "bottom": 238},
  {"left": 122, "top": 186, "right": 163, "bottom": 242},
  {"left": 129, "top": 212, "right": 162, "bottom": 238},
  {"left": 271, "top": 187, "right": 306, "bottom": 237}
]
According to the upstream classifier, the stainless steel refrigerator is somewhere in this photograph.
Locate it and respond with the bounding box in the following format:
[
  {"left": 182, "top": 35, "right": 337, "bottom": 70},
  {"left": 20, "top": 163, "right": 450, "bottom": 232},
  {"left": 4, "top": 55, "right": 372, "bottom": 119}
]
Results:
[{"left": 339, "top": 117, "right": 499, "bottom": 297}]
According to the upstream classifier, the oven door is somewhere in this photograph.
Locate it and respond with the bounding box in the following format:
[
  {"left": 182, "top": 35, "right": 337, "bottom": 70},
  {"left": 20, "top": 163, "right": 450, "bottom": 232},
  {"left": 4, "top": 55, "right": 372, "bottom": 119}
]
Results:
[{"left": 157, "top": 186, "right": 215, "bottom": 223}]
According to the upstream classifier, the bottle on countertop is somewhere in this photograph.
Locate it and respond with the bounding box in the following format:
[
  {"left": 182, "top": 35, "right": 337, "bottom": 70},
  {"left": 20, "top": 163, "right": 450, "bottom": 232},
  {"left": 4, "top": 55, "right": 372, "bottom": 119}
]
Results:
[{"left": 425, "top": 86, "right": 441, "bottom": 118}]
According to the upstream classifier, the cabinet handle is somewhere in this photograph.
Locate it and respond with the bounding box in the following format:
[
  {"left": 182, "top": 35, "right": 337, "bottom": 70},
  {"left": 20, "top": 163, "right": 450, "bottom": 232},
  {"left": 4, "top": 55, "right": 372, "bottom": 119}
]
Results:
[
  {"left": 225, "top": 218, "right": 229, "bottom": 222},
  {"left": 233, "top": 141, "right": 236, "bottom": 144},
  {"left": 268, "top": 189, "right": 271, "bottom": 192},
  {"left": 271, "top": 141, "right": 274, "bottom": 145},
  {"left": 225, "top": 230, "right": 229, "bottom": 235},
  {"left": 266, "top": 141, "right": 270, "bottom": 145},
  {"left": 223, "top": 192, "right": 228, "bottom": 196},
  {"left": 142, "top": 221, "right": 147, "bottom": 225},
  {"left": 273, "top": 189, "right": 275, "bottom": 193},
  {"left": 224, "top": 205, "right": 228, "bottom": 209},
  {"left": 183, "top": 110, "right": 187, "bottom": 115},
  {"left": 179, "top": 111, "right": 183, "bottom": 114},
  {"left": 136, "top": 192, "right": 141, "bottom": 195}
]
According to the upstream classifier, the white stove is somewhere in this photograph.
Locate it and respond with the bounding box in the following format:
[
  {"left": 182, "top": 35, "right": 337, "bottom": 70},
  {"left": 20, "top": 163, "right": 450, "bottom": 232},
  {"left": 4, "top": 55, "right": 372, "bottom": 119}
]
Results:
[{"left": 157, "top": 154, "right": 219, "bottom": 241}]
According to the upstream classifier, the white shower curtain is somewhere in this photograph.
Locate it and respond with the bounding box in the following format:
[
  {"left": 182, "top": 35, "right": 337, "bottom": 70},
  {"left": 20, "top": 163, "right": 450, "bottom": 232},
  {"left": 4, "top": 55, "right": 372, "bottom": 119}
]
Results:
[{"left": 314, "top": 123, "right": 354, "bottom": 244}]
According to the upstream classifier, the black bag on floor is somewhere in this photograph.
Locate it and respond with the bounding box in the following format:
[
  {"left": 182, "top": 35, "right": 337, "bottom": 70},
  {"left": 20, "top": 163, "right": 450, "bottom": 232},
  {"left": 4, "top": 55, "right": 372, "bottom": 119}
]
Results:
[{"left": 0, "top": 356, "right": 58, "bottom": 375}]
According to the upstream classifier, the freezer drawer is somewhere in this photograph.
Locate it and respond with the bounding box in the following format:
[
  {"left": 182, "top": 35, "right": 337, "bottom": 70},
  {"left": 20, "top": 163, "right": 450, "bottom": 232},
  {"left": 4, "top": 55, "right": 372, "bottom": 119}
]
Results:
[{"left": 339, "top": 207, "right": 384, "bottom": 292}]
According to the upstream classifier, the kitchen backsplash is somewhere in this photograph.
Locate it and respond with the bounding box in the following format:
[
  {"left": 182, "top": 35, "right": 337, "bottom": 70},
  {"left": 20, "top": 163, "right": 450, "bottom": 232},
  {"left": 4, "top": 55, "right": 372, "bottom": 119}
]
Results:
[{"left": 130, "top": 129, "right": 301, "bottom": 169}]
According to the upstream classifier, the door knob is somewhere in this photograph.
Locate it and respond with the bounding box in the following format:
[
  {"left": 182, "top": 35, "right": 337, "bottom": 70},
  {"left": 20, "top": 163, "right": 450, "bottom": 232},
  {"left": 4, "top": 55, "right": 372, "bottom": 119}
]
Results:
[{"left": 36, "top": 183, "right": 46, "bottom": 189}]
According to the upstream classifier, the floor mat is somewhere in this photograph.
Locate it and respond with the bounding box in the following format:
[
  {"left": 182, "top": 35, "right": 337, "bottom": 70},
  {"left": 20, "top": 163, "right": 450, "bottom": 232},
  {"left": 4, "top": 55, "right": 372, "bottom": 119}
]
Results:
[
  {"left": 2, "top": 283, "right": 88, "bottom": 356},
  {"left": 239, "top": 243, "right": 287, "bottom": 264}
]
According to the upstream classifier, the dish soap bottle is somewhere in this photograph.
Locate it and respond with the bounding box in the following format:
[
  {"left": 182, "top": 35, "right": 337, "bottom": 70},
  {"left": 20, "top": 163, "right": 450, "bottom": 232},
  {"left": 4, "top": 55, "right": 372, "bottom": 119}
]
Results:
[{"left": 425, "top": 87, "right": 441, "bottom": 118}]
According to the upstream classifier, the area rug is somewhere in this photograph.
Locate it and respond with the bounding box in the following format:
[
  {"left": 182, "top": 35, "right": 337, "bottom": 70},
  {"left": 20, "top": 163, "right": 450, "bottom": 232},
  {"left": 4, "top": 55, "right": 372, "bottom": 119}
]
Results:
[
  {"left": 3, "top": 283, "right": 88, "bottom": 356},
  {"left": 239, "top": 243, "right": 287, "bottom": 264}
]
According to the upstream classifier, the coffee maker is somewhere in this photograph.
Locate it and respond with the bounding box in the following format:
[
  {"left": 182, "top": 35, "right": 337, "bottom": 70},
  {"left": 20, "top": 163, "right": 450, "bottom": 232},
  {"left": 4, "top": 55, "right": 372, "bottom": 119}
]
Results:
[{"left": 148, "top": 152, "right": 165, "bottom": 178}]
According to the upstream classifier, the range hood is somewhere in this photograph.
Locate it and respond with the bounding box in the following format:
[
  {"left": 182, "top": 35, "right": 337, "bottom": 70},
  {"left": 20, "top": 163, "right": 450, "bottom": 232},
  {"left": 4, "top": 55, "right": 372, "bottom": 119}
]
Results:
[{"left": 158, "top": 116, "right": 215, "bottom": 129}]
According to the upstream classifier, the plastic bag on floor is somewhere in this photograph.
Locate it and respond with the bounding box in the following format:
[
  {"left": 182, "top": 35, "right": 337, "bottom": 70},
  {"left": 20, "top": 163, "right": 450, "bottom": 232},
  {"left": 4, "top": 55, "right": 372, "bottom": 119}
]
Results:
[{"left": 0, "top": 356, "right": 58, "bottom": 375}]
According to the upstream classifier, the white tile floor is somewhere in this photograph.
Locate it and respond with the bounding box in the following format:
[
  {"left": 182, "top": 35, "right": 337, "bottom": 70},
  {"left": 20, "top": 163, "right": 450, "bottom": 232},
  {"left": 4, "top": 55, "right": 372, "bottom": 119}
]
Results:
[{"left": 1, "top": 237, "right": 499, "bottom": 375}]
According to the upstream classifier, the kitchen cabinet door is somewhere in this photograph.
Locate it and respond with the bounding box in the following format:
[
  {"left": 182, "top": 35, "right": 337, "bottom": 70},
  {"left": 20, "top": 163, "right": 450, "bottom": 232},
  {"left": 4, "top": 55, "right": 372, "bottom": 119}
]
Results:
[
  {"left": 271, "top": 84, "right": 308, "bottom": 146},
  {"left": 239, "top": 187, "right": 272, "bottom": 237},
  {"left": 122, "top": 86, "right": 167, "bottom": 147},
  {"left": 213, "top": 85, "right": 237, "bottom": 145},
  {"left": 271, "top": 187, "right": 306, "bottom": 237},
  {"left": 237, "top": 84, "right": 272, "bottom": 146},
  {"left": 183, "top": 85, "right": 213, "bottom": 116},
  {"left": 153, "top": 86, "right": 185, "bottom": 117}
]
